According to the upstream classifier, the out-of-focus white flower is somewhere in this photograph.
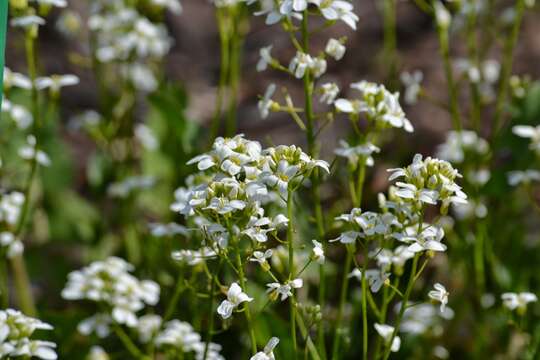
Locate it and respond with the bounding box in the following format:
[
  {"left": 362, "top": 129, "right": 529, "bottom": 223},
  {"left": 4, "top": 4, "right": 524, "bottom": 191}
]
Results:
[
  {"left": 33, "top": 0, "right": 67, "bottom": 7},
  {"left": 3, "top": 67, "right": 32, "bottom": 90},
  {"left": 18, "top": 135, "right": 51, "bottom": 167},
  {"left": 35, "top": 74, "right": 80, "bottom": 93},
  {"left": 258, "top": 83, "right": 277, "bottom": 119},
  {"left": 217, "top": 282, "right": 253, "bottom": 319},
  {"left": 0, "top": 192, "right": 25, "bottom": 226},
  {"left": 150, "top": 0, "right": 183, "bottom": 14},
  {"left": 334, "top": 140, "right": 380, "bottom": 167},
  {"left": 250, "top": 337, "right": 279, "bottom": 360},
  {"left": 123, "top": 63, "right": 158, "bottom": 92},
  {"left": 501, "top": 292, "right": 537, "bottom": 313},
  {"left": 77, "top": 314, "right": 112, "bottom": 338},
  {"left": 374, "top": 323, "right": 400, "bottom": 352},
  {"left": 434, "top": 1, "right": 451, "bottom": 29},
  {"left": 433, "top": 345, "right": 450, "bottom": 359},
  {"left": 266, "top": 278, "right": 303, "bottom": 301},
  {"left": 319, "top": 82, "right": 339, "bottom": 105},
  {"left": 1, "top": 231, "right": 24, "bottom": 258},
  {"left": 428, "top": 283, "right": 449, "bottom": 313},
  {"left": 325, "top": 38, "right": 346, "bottom": 61},
  {"left": 311, "top": 240, "right": 325, "bottom": 264},
  {"left": 507, "top": 170, "right": 540, "bottom": 186},
  {"left": 10, "top": 16, "right": 46, "bottom": 28},
  {"left": 107, "top": 176, "right": 156, "bottom": 198},
  {"left": 86, "top": 346, "right": 110, "bottom": 360},
  {"left": 56, "top": 10, "right": 82, "bottom": 37},
  {"left": 400, "top": 70, "right": 423, "bottom": 105},
  {"left": 171, "top": 247, "right": 217, "bottom": 266},
  {"left": 513, "top": 124, "right": 540, "bottom": 155},
  {"left": 348, "top": 268, "right": 389, "bottom": 293},
  {"left": 62, "top": 257, "right": 160, "bottom": 327},
  {"left": 257, "top": 45, "right": 274, "bottom": 72},
  {"left": 135, "top": 123, "right": 159, "bottom": 150},
  {"left": 2, "top": 99, "right": 33, "bottom": 129},
  {"left": 399, "top": 303, "right": 454, "bottom": 335},
  {"left": 136, "top": 314, "right": 163, "bottom": 343},
  {"left": 250, "top": 249, "right": 273, "bottom": 267},
  {"left": 317, "top": 0, "right": 359, "bottom": 30},
  {"left": 149, "top": 222, "right": 188, "bottom": 237}
]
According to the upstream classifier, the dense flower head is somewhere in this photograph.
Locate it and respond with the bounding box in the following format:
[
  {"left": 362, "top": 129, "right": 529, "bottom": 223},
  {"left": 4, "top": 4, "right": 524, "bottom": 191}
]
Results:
[
  {"left": 62, "top": 257, "right": 160, "bottom": 327},
  {"left": 335, "top": 81, "right": 413, "bottom": 133},
  {"left": 388, "top": 154, "right": 467, "bottom": 213},
  {"left": 0, "top": 309, "right": 57, "bottom": 360}
]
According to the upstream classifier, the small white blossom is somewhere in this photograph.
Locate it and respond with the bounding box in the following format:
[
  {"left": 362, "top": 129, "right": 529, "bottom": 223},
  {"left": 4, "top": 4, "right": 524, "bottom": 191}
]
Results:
[
  {"left": 217, "top": 282, "right": 253, "bottom": 319},
  {"left": 257, "top": 45, "right": 274, "bottom": 72},
  {"left": 374, "top": 323, "right": 400, "bottom": 352},
  {"left": 501, "top": 292, "right": 537, "bottom": 313},
  {"left": 35, "top": 74, "right": 80, "bottom": 92},
  {"left": 258, "top": 83, "right": 277, "bottom": 119},
  {"left": 319, "top": 82, "right": 339, "bottom": 105},
  {"left": 18, "top": 135, "right": 51, "bottom": 167},
  {"left": 311, "top": 240, "right": 325, "bottom": 264},
  {"left": 507, "top": 170, "right": 540, "bottom": 186},
  {"left": 513, "top": 125, "right": 540, "bottom": 155},
  {"left": 428, "top": 283, "right": 449, "bottom": 313},
  {"left": 348, "top": 268, "right": 389, "bottom": 293},
  {"left": 325, "top": 38, "right": 346, "bottom": 61},
  {"left": 400, "top": 70, "right": 423, "bottom": 105},
  {"left": 250, "top": 337, "right": 279, "bottom": 360},
  {"left": 266, "top": 278, "right": 303, "bottom": 301}
]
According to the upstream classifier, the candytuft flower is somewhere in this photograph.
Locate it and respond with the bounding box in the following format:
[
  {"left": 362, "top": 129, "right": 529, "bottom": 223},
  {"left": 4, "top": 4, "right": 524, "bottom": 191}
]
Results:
[
  {"left": 374, "top": 323, "right": 400, "bottom": 352},
  {"left": 428, "top": 283, "right": 449, "bottom": 313},
  {"left": 250, "top": 337, "right": 279, "bottom": 360},
  {"left": 217, "top": 282, "right": 253, "bottom": 319}
]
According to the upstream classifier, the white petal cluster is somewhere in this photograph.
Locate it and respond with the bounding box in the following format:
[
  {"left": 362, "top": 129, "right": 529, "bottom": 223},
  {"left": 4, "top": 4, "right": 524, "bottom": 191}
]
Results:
[
  {"left": 3, "top": 67, "right": 32, "bottom": 91},
  {"left": 333, "top": 208, "right": 399, "bottom": 243},
  {"left": 250, "top": 337, "right": 279, "bottom": 360},
  {"left": 62, "top": 257, "right": 160, "bottom": 327},
  {"left": 0, "top": 191, "right": 25, "bottom": 226},
  {"left": 154, "top": 319, "right": 225, "bottom": 359},
  {"left": 455, "top": 58, "right": 500, "bottom": 103},
  {"left": 289, "top": 51, "right": 326, "bottom": 79},
  {"left": 252, "top": 0, "right": 358, "bottom": 29},
  {"left": 507, "top": 169, "right": 540, "bottom": 186},
  {"left": 334, "top": 140, "right": 380, "bottom": 167},
  {"left": 349, "top": 268, "right": 389, "bottom": 293},
  {"left": 388, "top": 154, "right": 467, "bottom": 213},
  {"left": 513, "top": 124, "right": 540, "bottom": 156},
  {"left": 0, "top": 309, "right": 57, "bottom": 360},
  {"left": 217, "top": 283, "right": 253, "bottom": 319},
  {"left": 35, "top": 74, "right": 79, "bottom": 93},
  {"left": 107, "top": 176, "right": 156, "bottom": 198},
  {"left": 335, "top": 81, "right": 413, "bottom": 133},
  {"left": 400, "top": 70, "right": 423, "bottom": 105},
  {"left": 171, "top": 247, "right": 217, "bottom": 265},
  {"left": 501, "top": 292, "right": 537, "bottom": 313},
  {"left": 266, "top": 278, "right": 303, "bottom": 301},
  {"left": 18, "top": 135, "right": 51, "bottom": 167},
  {"left": 393, "top": 224, "right": 447, "bottom": 253},
  {"left": 374, "top": 323, "right": 400, "bottom": 352},
  {"left": 319, "top": 82, "right": 340, "bottom": 105},
  {"left": 428, "top": 283, "right": 449, "bottom": 313},
  {"left": 399, "top": 303, "right": 454, "bottom": 335},
  {"left": 1, "top": 231, "right": 24, "bottom": 258},
  {"left": 2, "top": 99, "right": 33, "bottom": 130},
  {"left": 437, "top": 130, "right": 489, "bottom": 164}
]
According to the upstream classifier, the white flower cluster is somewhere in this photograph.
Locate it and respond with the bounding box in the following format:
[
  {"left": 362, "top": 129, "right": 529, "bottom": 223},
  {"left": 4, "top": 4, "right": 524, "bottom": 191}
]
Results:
[
  {"left": 251, "top": 0, "right": 358, "bottom": 29},
  {"left": 400, "top": 70, "right": 423, "bottom": 105},
  {"left": 335, "top": 81, "right": 413, "bottom": 133},
  {"left": 150, "top": 317, "right": 225, "bottom": 359},
  {"left": 62, "top": 257, "right": 160, "bottom": 327},
  {"left": 455, "top": 58, "right": 500, "bottom": 103},
  {"left": 436, "top": 130, "right": 489, "bottom": 164},
  {"left": 334, "top": 140, "right": 380, "bottom": 168},
  {"left": 0, "top": 191, "right": 25, "bottom": 258},
  {"left": 0, "top": 309, "right": 57, "bottom": 360},
  {"left": 388, "top": 154, "right": 467, "bottom": 213},
  {"left": 172, "top": 135, "right": 328, "bottom": 249},
  {"left": 399, "top": 302, "right": 454, "bottom": 335}
]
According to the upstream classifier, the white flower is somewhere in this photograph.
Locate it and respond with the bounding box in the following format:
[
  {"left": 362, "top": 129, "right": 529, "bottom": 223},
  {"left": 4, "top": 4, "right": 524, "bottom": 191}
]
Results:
[
  {"left": 507, "top": 170, "right": 540, "bottom": 186},
  {"left": 217, "top": 282, "right": 253, "bottom": 319},
  {"left": 250, "top": 337, "right": 279, "bottom": 360},
  {"left": 10, "top": 16, "right": 46, "bottom": 28},
  {"left": 250, "top": 249, "right": 273, "bottom": 266},
  {"left": 150, "top": 0, "right": 183, "bottom": 14},
  {"left": 374, "top": 323, "right": 400, "bottom": 352},
  {"left": 135, "top": 123, "right": 159, "bottom": 150},
  {"left": 334, "top": 140, "right": 380, "bottom": 167},
  {"left": 136, "top": 314, "right": 163, "bottom": 343},
  {"left": 266, "top": 278, "right": 303, "bottom": 301},
  {"left": 311, "top": 57, "right": 327, "bottom": 78},
  {"left": 400, "top": 70, "right": 423, "bottom": 105},
  {"left": 33, "top": 0, "right": 67, "bottom": 7},
  {"left": 325, "top": 38, "right": 346, "bottom": 61},
  {"left": 348, "top": 268, "right": 389, "bottom": 293},
  {"left": 289, "top": 51, "right": 313, "bottom": 79},
  {"left": 87, "top": 346, "right": 110, "bottom": 360},
  {"left": 434, "top": 1, "right": 451, "bottom": 29},
  {"left": 513, "top": 124, "right": 540, "bottom": 155},
  {"left": 311, "top": 240, "right": 325, "bottom": 264},
  {"left": 501, "top": 292, "right": 537, "bottom": 312},
  {"left": 330, "top": 230, "right": 361, "bottom": 244},
  {"left": 258, "top": 83, "right": 277, "bottom": 119},
  {"left": 3, "top": 67, "right": 32, "bottom": 90},
  {"left": 149, "top": 222, "right": 188, "bottom": 237},
  {"left": 257, "top": 45, "right": 274, "bottom": 72},
  {"left": 18, "top": 135, "right": 51, "bottom": 167},
  {"left": 2, "top": 99, "right": 33, "bottom": 129},
  {"left": 77, "top": 314, "right": 112, "bottom": 338},
  {"left": 319, "top": 82, "right": 339, "bottom": 105},
  {"left": 318, "top": 0, "right": 359, "bottom": 30},
  {"left": 394, "top": 225, "right": 447, "bottom": 253},
  {"left": 1, "top": 231, "right": 24, "bottom": 258},
  {"left": 0, "top": 192, "right": 25, "bottom": 225},
  {"left": 123, "top": 63, "right": 158, "bottom": 92},
  {"left": 395, "top": 182, "right": 439, "bottom": 205},
  {"left": 428, "top": 283, "right": 449, "bottom": 313},
  {"left": 35, "top": 74, "right": 79, "bottom": 92},
  {"left": 436, "top": 130, "right": 489, "bottom": 164}
]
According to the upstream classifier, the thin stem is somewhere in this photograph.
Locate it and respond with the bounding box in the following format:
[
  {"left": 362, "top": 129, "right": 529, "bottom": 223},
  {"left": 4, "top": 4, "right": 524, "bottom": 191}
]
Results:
[
  {"left": 331, "top": 251, "right": 352, "bottom": 360},
  {"left": 209, "top": 8, "right": 230, "bottom": 144},
  {"left": 491, "top": 0, "right": 525, "bottom": 140},
  {"left": 382, "top": 0, "right": 398, "bottom": 87},
  {"left": 113, "top": 323, "right": 150, "bottom": 360},
  {"left": 465, "top": 7, "right": 482, "bottom": 131},
  {"left": 436, "top": 22, "right": 462, "bottom": 131},
  {"left": 163, "top": 268, "right": 185, "bottom": 322},
  {"left": 287, "top": 189, "right": 298, "bottom": 358},
  {"left": 381, "top": 254, "right": 420, "bottom": 360},
  {"left": 234, "top": 242, "right": 257, "bottom": 354},
  {"left": 225, "top": 6, "right": 243, "bottom": 137},
  {"left": 300, "top": 12, "right": 326, "bottom": 357},
  {"left": 204, "top": 266, "right": 221, "bottom": 360},
  {"left": 361, "top": 245, "right": 369, "bottom": 360}
]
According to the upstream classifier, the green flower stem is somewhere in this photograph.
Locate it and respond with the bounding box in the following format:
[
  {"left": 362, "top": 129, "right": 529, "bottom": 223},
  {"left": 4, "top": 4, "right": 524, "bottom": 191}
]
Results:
[
  {"left": 234, "top": 237, "right": 257, "bottom": 354},
  {"left": 112, "top": 322, "right": 150, "bottom": 360},
  {"left": 491, "top": 0, "right": 525, "bottom": 140},
  {"left": 382, "top": 0, "right": 398, "bottom": 86},
  {"left": 225, "top": 6, "right": 245, "bottom": 137},
  {"left": 381, "top": 254, "right": 420, "bottom": 360},
  {"left": 331, "top": 250, "right": 352, "bottom": 360},
  {"left": 11, "top": 31, "right": 41, "bottom": 317},
  {"left": 163, "top": 267, "right": 185, "bottom": 322},
  {"left": 203, "top": 268, "right": 221, "bottom": 360},
  {"left": 0, "top": 259, "right": 8, "bottom": 308},
  {"left": 465, "top": 9, "right": 482, "bottom": 131},
  {"left": 300, "top": 11, "right": 327, "bottom": 357},
  {"left": 474, "top": 221, "right": 486, "bottom": 295},
  {"left": 0, "top": 0, "right": 7, "bottom": 106},
  {"left": 436, "top": 22, "right": 462, "bottom": 131},
  {"left": 287, "top": 189, "right": 298, "bottom": 358},
  {"left": 209, "top": 8, "right": 230, "bottom": 144},
  {"left": 361, "top": 245, "right": 369, "bottom": 360}
]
